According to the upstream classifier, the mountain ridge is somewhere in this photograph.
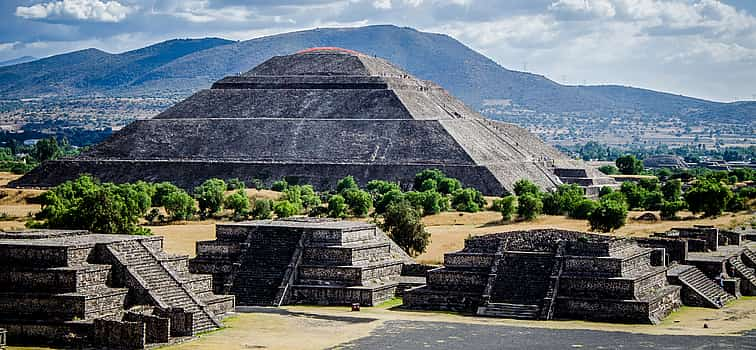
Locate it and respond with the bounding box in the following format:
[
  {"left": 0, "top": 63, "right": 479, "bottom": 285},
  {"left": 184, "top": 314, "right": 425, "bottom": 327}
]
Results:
[{"left": 0, "top": 25, "right": 751, "bottom": 122}]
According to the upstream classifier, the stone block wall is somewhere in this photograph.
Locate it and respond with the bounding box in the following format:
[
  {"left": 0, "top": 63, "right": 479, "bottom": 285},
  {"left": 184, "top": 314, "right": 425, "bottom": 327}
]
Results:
[{"left": 93, "top": 319, "right": 146, "bottom": 349}]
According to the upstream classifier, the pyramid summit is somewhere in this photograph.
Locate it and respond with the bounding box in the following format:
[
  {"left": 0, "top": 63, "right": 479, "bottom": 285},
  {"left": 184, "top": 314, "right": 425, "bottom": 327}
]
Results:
[{"left": 14, "top": 48, "right": 614, "bottom": 195}]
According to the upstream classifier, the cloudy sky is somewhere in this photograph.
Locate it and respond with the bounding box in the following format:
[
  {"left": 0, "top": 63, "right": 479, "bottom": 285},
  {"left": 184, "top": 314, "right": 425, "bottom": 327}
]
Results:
[{"left": 2, "top": 0, "right": 755, "bottom": 102}]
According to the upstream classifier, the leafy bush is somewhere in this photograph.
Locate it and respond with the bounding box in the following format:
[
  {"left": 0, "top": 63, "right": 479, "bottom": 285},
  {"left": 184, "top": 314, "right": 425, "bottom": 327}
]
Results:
[
  {"left": 513, "top": 179, "right": 540, "bottom": 197},
  {"left": 542, "top": 184, "right": 584, "bottom": 215},
  {"left": 273, "top": 200, "right": 298, "bottom": 218},
  {"left": 642, "top": 190, "right": 664, "bottom": 211},
  {"left": 163, "top": 190, "right": 196, "bottom": 221},
  {"left": 152, "top": 182, "right": 181, "bottom": 207},
  {"left": 251, "top": 198, "right": 273, "bottom": 219},
  {"left": 516, "top": 193, "right": 542, "bottom": 221},
  {"left": 379, "top": 200, "right": 430, "bottom": 257},
  {"left": 413, "top": 169, "right": 445, "bottom": 190},
  {"left": 615, "top": 155, "right": 643, "bottom": 175},
  {"left": 495, "top": 195, "right": 516, "bottom": 221},
  {"left": 366, "top": 180, "right": 400, "bottom": 196},
  {"left": 374, "top": 189, "right": 405, "bottom": 214},
  {"left": 343, "top": 189, "right": 373, "bottom": 217},
  {"left": 271, "top": 179, "right": 288, "bottom": 192},
  {"left": 227, "top": 178, "right": 245, "bottom": 190},
  {"left": 419, "top": 178, "right": 437, "bottom": 192},
  {"left": 661, "top": 179, "right": 682, "bottom": 201},
  {"left": 598, "top": 165, "right": 618, "bottom": 175},
  {"left": 599, "top": 186, "right": 615, "bottom": 198},
  {"left": 437, "top": 177, "right": 462, "bottom": 195},
  {"left": 194, "top": 178, "right": 227, "bottom": 218},
  {"left": 660, "top": 200, "right": 686, "bottom": 219},
  {"left": 327, "top": 194, "right": 348, "bottom": 218},
  {"left": 336, "top": 176, "right": 359, "bottom": 194},
  {"left": 451, "top": 188, "right": 486, "bottom": 212},
  {"left": 568, "top": 199, "right": 598, "bottom": 219},
  {"left": 684, "top": 178, "right": 733, "bottom": 217},
  {"left": 588, "top": 199, "right": 628, "bottom": 232},
  {"left": 224, "top": 190, "right": 250, "bottom": 220}
]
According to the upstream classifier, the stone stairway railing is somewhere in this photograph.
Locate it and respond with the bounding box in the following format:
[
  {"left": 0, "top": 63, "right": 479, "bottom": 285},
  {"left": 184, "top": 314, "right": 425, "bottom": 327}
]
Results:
[
  {"left": 540, "top": 241, "right": 566, "bottom": 320},
  {"left": 728, "top": 256, "right": 756, "bottom": 295},
  {"left": 669, "top": 264, "right": 734, "bottom": 308},
  {"left": 106, "top": 241, "right": 222, "bottom": 334},
  {"left": 274, "top": 234, "right": 307, "bottom": 306},
  {"left": 743, "top": 247, "right": 756, "bottom": 268},
  {"left": 476, "top": 241, "right": 506, "bottom": 315}
]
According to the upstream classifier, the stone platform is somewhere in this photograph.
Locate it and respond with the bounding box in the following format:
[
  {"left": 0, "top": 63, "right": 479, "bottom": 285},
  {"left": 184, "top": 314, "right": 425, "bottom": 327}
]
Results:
[
  {"left": 403, "top": 229, "right": 682, "bottom": 324},
  {"left": 189, "top": 218, "right": 411, "bottom": 307},
  {"left": 0, "top": 230, "right": 234, "bottom": 348}
]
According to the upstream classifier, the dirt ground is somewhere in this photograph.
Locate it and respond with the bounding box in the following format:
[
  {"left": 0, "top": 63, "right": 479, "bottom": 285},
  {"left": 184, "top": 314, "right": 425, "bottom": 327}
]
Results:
[{"left": 157, "top": 295, "right": 756, "bottom": 350}]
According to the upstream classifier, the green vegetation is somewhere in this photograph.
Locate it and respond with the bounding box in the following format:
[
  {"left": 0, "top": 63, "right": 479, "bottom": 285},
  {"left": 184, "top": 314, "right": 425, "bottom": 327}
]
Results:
[
  {"left": 379, "top": 200, "right": 430, "bottom": 257},
  {"left": 516, "top": 193, "right": 542, "bottom": 221},
  {"left": 163, "top": 190, "right": 196, "bottom": 221},
  {"left": 684, "top": 178, "right": 733, "bottom": 217},
  {"left": 588, "top": 198, "right": 628, "bottom": 233},
  {"left": 615, "top": 155, "right": 644, "bottom": 175},
  {"left": 194, "top": 178, "right": 227, "bottom": 218}
]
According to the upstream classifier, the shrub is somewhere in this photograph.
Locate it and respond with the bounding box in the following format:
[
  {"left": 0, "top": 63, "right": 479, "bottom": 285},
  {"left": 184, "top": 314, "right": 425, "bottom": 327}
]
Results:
[
  {"left": 327, "top": 194, "right": 348, "bottom": 218},
  {"left": 273, "top": 200, "right": 298, "bottom": 218},
  {"left": 451, "top": 188, "right": 486, "bottom": 212},
  {"left": 437, "top": 177, "right": 462, "bottom": 195},
  {"left": 616, "top": 155, "right": 643, "bottom": 175},
  {"left": 343, "top": 189, "right": 373, "bottom": 217},
  {"left": 496, "top": 195, "right": 516, "bottom": 221},
  {"left": 598, "top": 165, "right": 618, "bottom": 175},
  {"left": 366, "top": 180, "right": 400, "bottom": 196},
  {"left": 568, "top": 199, "right": 598, "bottom": 219},
  {"left": 163, "top": 190, "right": 196, "bottom": 221},
  {"left": 599, "top": 186, "right": 614, "bottom": 198},
  {"left": 513, "top": 179, "right": 540, "bottom": 197},
  {"left": 227, "top": 178, "right": 245, "bottom": 190},
  {"left": 271, "top": 179, "right": 288, "bottom": 192},
  {"left": 620, "top": 181, "right": 646, "bottom": 209},
  {"left": 419, "top": 178, "right": 437, "bottom": 192},
  {"left": 516, "top": 193, "right": 542, "bottom": 221},
  {"left": 336, "top": 176, "right": 359, "bottom": 194},
  {"left": 413, "top": 169, "right": 445, "bottom": 190},
  {"left": 224, "top": 190, "right": 250, "bottom": 219},
  {"left": 660, "top": 200, "right": 686, "bottom": 219},
  {"left": 642, "top": 190, "right": 664, "bottom": 211},
  {"left": 379, "top": 200, "right": 430, "bottom": 257},
  {"left": 588, "top": 199, "right": 628, "bottom": 232},
  {"left": 661, "top": 179, "right": 682, "bottom": 201},
  {"left": 374, "top": 189, "right": 405, "bottom": 214},
  {"left": 153, "top": 182, "right": 181, "bottom": 207},
  {"left": 542, "top": 184, "right": 585, "bottom": 215},
  {"left": 251, "top": 198, "right": 273, "bottom": 219},
  {"left": 194, "top": 178, "right": 227, "bottom": 218},
  {"left": 684, "top": 178, "right": 733, "bottom": 217}
]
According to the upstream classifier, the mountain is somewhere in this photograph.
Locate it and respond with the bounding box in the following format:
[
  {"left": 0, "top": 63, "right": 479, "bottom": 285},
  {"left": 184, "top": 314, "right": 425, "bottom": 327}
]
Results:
[
  {"left": 0, "top": 56, "right": 36, "bottom": 67},
  {"left": 0, "top": 25, "right": 751, "bottom": 122},
  {"left": 0, "top": 38, "right": 232, "bottom": 97}
]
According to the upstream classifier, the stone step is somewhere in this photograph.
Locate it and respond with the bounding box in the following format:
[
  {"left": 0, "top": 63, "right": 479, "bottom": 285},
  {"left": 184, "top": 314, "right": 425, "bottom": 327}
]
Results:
[
  {"left": 728, "top": 257, "right": 756, "bottom": 294},
  {"left": 476, "top": 303, "right": 540, "bottom": 319},
  {"left": 743, "top": 248, "right": 756, "bottom": 268}
]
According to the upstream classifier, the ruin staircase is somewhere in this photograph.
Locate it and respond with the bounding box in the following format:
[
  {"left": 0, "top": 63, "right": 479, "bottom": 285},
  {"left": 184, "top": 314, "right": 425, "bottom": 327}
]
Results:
[
  {"left": 477, "top": 241, "right": 540, "bottom": 319},
  {"left": 273, "top": 234, "right": 307, "bottom": 306},
  {"left": 728, "top": 256, "right": 756, "bottom": 295},
  {"left": 743, "top": 247, "right": 756, "bottom": 268},
  {"left": 540, "top": 241, "right": 566, "bottom": 320},
  {"left": 668, "top": 264, "right": 734, "bottom": 308},
  {"left": 107, "top": 241, "right": 222, "bottom": 334}
]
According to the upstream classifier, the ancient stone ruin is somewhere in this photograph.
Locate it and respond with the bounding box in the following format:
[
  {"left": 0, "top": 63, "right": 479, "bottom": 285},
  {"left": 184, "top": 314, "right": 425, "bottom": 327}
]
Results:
[
  {"left": 14, "top": 47, "right": 614, "bottom": 195},
  {"left": 189, "top": 218, "right": 412, "bottom": 306},
  {"left": 0, "top": 230, "right": 234, "bottom": 348},
  {"left": 403, "top": 229, "right": 683, "bottom": 324}
]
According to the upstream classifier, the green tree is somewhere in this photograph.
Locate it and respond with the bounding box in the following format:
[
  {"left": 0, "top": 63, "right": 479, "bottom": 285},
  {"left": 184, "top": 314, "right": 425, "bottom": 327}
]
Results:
[
  {"left": 343, "top": 189, "right": 373, "bottom": 217},
  {"left": 271, "top": 179, "right": 288, "bottom": 192},
  {"left": 336, "top": 176, "right": 359, "bottom": 193},
  {"left": 194, "top": 178, "right": 227, "bottom": 218},
  {"left": 620, "top": 181, "right": 646, "bottom": 209},
  {"left": 375, "top": 189, "right": 405, "bottom": 214},
  {"left": 643, "top": 190, "right": 664, "bottom": 211},
  {"left": 380, "top": 200, "right": 430, "bottom": 257},
  {"left": 366, "top": 180, "right": 401, "bottom": 196},
  {"left": 598, "top": 165, "right": 618, "bottom": 175},
  {"left": 684, "top": 178, "right": 733, "bottom": 217},
  {"left": 661, "top": 179, "right": 682, "bottom": 201},
  {"left": 251, "top": 198, "right": 273, "bottom": 219},
  {"left": 419, "top": 178, "right": 438, "bottom": 192},
  {"left": 274, "top": 200, "right": 298, "bottom": 218},
  {"left": 451, "top": 188, "right": 486, "bottom": 212},
  {"left": 659, "top": 200, "right": 686, "bottom": 219},
  {"left": 163, "top": 190, "right": 196, "bottom": 221},
  {"left": 437, "top": 177, "right": 462, "bottom": 195},
  {"left": 224, "top": 190, "right": 250, "bottom": 220},
  {"left": 616, "top": 155, "right": 644, "bottom": 175},
  {"left": 414, "top": 169, "right": 445, "bottom": 190},
  {"left": 568, "top": 199, "right": 599, "bottom": 220},
  {"left": 153, "top": 182, "right": 181, "bottom": 207},
  {"left": 327, "top": 194, "right": 348, "bottom": 218},
  {"left": 599, "top": 186, "right": 615, "bottom": 198},
  {"left": 227, "top": 178, "right": 245, "bottom": 190},
  {"left": 542, "top": 184, "right": 584, "bottom": 215},
  {"left": 34, "top": 175, "right": 151, "bottom": 235},
  {"left": 513, "top": 179, "right": 540, "bottom": 197},
  {"left": 496, "top": 195, "right": 516, "bottom": 222},
  {"left": 31, "top": 137, "right": 61, "bottom": 162},
  {"left": 517, "top": 193, "right": 542, "bottom": 221},
  {"left": 588, "top": 199, "right": 628, "bottom": 232}
]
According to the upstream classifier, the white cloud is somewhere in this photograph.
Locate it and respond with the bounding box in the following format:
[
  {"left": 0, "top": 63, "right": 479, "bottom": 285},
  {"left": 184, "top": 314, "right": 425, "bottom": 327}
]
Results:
[
  {"left": 373, "top": 0, "right": 392, "bottom": 10},
  {"left": 549, "top": 0, "right": 616, "bottom": 20},
  {"left": 15, "top": 0, "right": 134, "bottom": 23}
]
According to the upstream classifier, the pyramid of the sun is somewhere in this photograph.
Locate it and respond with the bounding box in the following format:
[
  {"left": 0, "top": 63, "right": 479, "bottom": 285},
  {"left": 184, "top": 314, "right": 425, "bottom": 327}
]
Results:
[{"left": 14, "top": 47, "right": 613, "bottom": 195}]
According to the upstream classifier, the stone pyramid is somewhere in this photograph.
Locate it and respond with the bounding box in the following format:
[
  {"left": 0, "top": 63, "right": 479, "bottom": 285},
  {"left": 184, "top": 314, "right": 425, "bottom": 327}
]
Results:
[{"left": 14, "top": 47, "right": 612, "bottom": 195}]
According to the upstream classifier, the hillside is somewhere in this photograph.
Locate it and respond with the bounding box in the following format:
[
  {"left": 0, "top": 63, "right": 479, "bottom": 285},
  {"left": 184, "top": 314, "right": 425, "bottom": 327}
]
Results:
[
  {"left": 0, "top": 25, "right": 752, "bottom": 122},
  {"left": 0, "top": 56, "right": 36, "bottom": 67}
]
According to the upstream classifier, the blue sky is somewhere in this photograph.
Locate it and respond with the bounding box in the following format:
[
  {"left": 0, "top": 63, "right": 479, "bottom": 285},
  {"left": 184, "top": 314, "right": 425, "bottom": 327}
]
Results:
[{"left": 2, "top": 0, "right": 755, "bottom": 102}]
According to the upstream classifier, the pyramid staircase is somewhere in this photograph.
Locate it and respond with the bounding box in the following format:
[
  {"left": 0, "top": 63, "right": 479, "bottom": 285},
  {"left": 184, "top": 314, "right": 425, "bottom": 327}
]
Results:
[
  {"left": 667, "top": 264, "right": 734, "bottom": 308},
  {"left": 743, "top": 247, "right": 756, "bottom": 268},
  {"left": 477, "top": 303, "right": 540, "bottom": 319},
  {"left": 106, "top": 240, "right": 225, "bottom": 335}
]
